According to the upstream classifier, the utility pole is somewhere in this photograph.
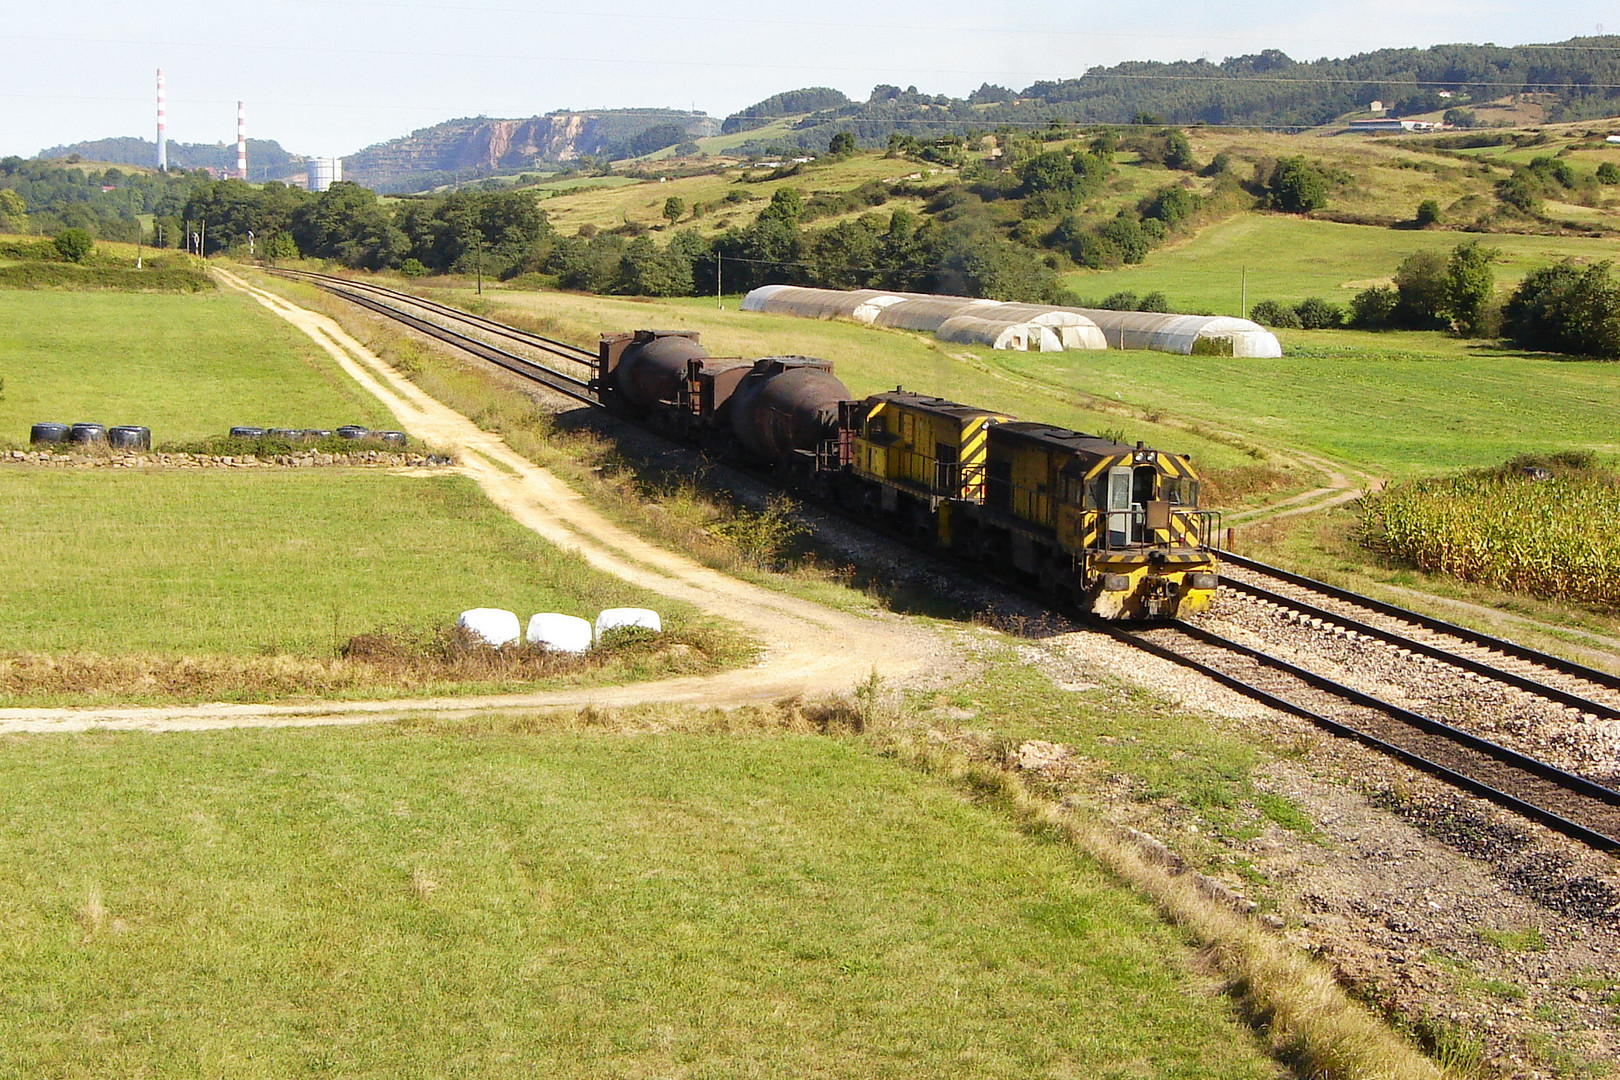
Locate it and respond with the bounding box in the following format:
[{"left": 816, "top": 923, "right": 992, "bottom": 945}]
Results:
[
  {"left": 716, "top": 250, "right": 722, "bottom": 309},
  {"left": 1240, "top": 266, "right": 1247, "bottom": 319},
  {"left": 475, "top": 234, "right": 483, "bottom": 295}
]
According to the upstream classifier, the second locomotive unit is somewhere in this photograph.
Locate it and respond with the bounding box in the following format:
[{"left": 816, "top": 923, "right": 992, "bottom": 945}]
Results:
[{"left": 594, "top": 330, "right": 1219, "bottom": 620}]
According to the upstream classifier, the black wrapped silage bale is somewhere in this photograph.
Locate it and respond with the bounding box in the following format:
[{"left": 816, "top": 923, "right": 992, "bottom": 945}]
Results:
[
  {"left": 229, "top": 426, "right": 266, "bottom": 438},
  {"left": 301, "top": 429, "right": 331, "bottom": 442},
  {"left": 377, "top": 430, "right": 407, "bottom": 447},
  {"left": 30, "top": 423, "right": 69, "bottom": 445},
  {"left": 267, "top": 428, "right": 302, "bottom": 440},
  {"left": 68, "top": 423, "right": 107, "bottom": 445},
  {"left": 107, "top": 425, "right": 151, "bottom": 450},
  {"left": 335, "top": 425, "right": 370, "bottom": 440}
]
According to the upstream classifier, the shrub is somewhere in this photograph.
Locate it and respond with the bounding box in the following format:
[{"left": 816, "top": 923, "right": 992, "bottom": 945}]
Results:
[
  {"left": 1099, "top": 291, "right": 1139, "bottom": 311},
  {"left": 399, "top": 258, "right": 427, "bottom": 277},
  {"left": 1163, "top": 129, "right": 1197, "bottom": 171},
  {"left": 1267, "top": 157, "right": 1327, "bottom": 213},
  {"left": 1293, "top": 297, "right": 1345, "bottom": 329},
  {"left": 1248, "top": 299, "right": 1302, "bottom": 328},
  {"left": 1496, "top": 171, "right": 1542, "bottom": 215},
  {"left": 53, "top": 228, "right": 94, "bottom": 264},
  {"left": 1139, "top": 291, "right": 1170, "bottom": 312},
  {"left": 1502, "top": 260, "right": 1620, "bottom": 358},
  {"left": 1598, "top": 162, "right": 1620, "bottom": 185},
  {"left": 1350, "top": 286, "right": 1399, "bottom": 329},
  {"left": 1414, "top": 199, "right": 1440, "bottom": 227}
]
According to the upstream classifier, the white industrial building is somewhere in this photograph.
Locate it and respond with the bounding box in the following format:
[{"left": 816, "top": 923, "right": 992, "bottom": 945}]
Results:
[
  {"left": 740, "top": 285, "right": 1280, "bottom": 357},
  {"left": 306, "top": 157, "right": 344, "bottom": 192}
]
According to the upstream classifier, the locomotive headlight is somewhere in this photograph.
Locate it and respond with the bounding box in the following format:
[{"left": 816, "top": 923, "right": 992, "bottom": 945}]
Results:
[
  {"left": 1101, "top": 573, "right": 1132, "bottom": 592},
  {"left": 1189, "top": 572, "right": 1219, "bottom": 590}
]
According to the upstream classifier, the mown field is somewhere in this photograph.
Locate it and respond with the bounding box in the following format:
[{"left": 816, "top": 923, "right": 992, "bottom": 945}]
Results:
[
  {"left": 1064, "top": 214, "right": 1620, "bottom": 312},
  {"left": 0, "top": 724, "right": 1283, "bottom": 1080},
  {"left": 0, "top": 468, "right": 688, "bottom": 658},
  {"left": 0, "top": 288, "right": 394, "bottom": 444}
]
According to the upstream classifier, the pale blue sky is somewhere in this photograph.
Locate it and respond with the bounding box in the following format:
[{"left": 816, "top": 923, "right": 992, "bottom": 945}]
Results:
[{"left": 1, "top": 0, "right": 1608, "bottom": 157}]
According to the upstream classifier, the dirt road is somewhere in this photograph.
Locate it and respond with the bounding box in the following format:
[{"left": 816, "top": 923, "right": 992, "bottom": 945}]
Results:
[{"left": 0, "top": 273, "right": 941, "bottom": 734}]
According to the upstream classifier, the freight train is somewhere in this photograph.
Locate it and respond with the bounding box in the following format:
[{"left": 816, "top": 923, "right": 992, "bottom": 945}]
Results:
[{"left": 595, "top": 330, "right": 1220, "bottom": 620}]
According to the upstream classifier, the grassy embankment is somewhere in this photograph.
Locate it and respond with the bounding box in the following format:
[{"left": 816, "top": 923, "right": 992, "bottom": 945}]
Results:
[
  {"left": 0, "top": 288, "right": 740, "bottom": 703},
  {"left": 0, "top": 711, "right": 1397, "bottom": 1079}
]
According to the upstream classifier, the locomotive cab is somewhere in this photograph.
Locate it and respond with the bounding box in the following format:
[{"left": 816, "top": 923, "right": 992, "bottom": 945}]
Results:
[{"left": 981, "top": 424, "right": 1220, "bottom": 619}]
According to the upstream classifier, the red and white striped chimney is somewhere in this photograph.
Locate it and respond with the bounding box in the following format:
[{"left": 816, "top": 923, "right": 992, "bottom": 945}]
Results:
[
  {"left": 236, "top": 101, "right": 247, "bottom": 179},
  {"left": 157, "top": 69, "right": 167, "bottom": 171}
]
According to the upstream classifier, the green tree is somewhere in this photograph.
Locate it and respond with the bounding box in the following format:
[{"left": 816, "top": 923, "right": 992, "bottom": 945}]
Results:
[
  {"left": 662, "top": 196, "right": 686, "bottom": 225},
  {"left": 827, "top": 131, "right": 856, "bottom": 158},
  {"left": 1392, "top": 249, "right": 1449, "bottom": 328},
  {"left": 1248, "top": 300, "right": 1302, "bottom": 328},
  {"left": 1162, "top": 129, "right": 1197, "bottom": 171},
  {"left": 1267, "top": 157, "right": 1327, "bottom": 213},
  {"left": 1598, "top": 162, "right": 1620, "bottom": 185},
  {"left": 1414, "top": 198, "right": 1440, "bottom": 227},
  {"left": 1444, "top": 240, "right": 1497, "bottom": 336},
  {"left": 1503, "top": 261, "right": 1620, "bottom": 359},
  {"left": 757, "top": 187, "right": 803, "bottom": 226},
  {"left": 53, "top": 227, "right": 94, "bottom": 263},
  {"left": 0, "top": 188, "right": 27, "bottom": 231}
]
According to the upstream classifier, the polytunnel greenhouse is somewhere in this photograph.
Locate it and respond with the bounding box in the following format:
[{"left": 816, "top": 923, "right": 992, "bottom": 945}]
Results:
[{"left": 739, "top": 286, "right": 1280, "bottom": 357}]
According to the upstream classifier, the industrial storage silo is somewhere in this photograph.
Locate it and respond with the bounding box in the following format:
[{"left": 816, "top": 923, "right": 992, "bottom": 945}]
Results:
[{"left": 307, "top": 157, "right": 344, "bottom": 192}]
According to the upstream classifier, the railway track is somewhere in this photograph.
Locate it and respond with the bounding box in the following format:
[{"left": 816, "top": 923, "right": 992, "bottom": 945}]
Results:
[
  {"left": 273, "top": 267, "right": 1620, "bottom": 852},
  {"left": 265, "top": 268, "right": 599, "bottom": 405}
]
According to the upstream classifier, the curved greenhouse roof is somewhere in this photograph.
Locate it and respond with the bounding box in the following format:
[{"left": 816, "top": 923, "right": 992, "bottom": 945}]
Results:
[{"left": 740, "top": 285, "right": 1278, "bottom": 356}]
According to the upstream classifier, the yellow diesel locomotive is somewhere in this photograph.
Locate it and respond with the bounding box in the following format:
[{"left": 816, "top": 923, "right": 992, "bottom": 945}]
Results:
[{"left": 835, "top": 390, "right": 1219, "bottom": 620}]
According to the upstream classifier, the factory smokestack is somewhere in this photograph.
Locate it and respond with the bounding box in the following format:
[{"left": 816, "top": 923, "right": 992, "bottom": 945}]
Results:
[
  {"left": 156, "top": 69, "right": 167, "bottom": 171},
  {"left": 236, "top": 101, "right": 246, "bottom": 180}
]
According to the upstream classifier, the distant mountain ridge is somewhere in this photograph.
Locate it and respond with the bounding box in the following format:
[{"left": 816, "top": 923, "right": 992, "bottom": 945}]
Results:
[
  {"left": 34, "top": 137, "right": 302, "bottom": 180},
  {"left": 724, "top": 37, "right": 1620, "bottom": 154},
  {"left": 342, "top": 110, "right": 719, "bottom": 192}
]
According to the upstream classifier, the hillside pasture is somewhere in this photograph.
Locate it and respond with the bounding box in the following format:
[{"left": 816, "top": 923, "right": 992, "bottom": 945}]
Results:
[{"left": 1064, "top": 214, "right": 1620, "bottom": 312}]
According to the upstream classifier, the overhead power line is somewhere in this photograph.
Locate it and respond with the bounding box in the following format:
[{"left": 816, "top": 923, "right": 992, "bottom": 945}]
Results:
[{"left": 13, "top": 34, "right": 1620, "bottom": 89}]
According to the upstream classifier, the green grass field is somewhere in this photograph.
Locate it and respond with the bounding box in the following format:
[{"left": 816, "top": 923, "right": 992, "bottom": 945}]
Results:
[
  {"left": 0, "top": 468, "right": 687, "bottom": 656},
  {"left": 0, "top": 724, "right": 1282, "bottom": 1079},
  {"left": 0, "top": 289, "right": 395, "bottom": 446},
  {"left": 1064, "top": 214, "right": 1620, "bottom": 312}
]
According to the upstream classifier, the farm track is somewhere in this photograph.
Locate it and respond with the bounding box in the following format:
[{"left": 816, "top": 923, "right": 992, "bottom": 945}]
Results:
[{"left": 248, "top": 270, "right": 1620, "bottom": 853}]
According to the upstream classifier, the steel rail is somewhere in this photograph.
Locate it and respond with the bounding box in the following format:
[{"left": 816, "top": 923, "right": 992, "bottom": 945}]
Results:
[
  {"left": 1220, "top": 576, "right": 1620, "bottom": 721},
  {"left": 1217, "top": 548, "right": 1620, "bottom": 693},
  {"left": 270, "top": 268, "right": 598, "bottom": 366},
  {"left": 283, "top": 272, "right": 598, "bottom": 406},
  {"left": 1109, "top": 622, "right": 1620, "bottom": 853}
]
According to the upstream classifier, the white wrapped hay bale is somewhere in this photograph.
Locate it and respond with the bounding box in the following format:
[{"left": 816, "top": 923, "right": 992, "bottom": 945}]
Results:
[
  {"left": 526, "top": 613, "right": 593, "bottom": 653},
  {"left": 457, "top": 608, "right": 521, "bottom": 647},
  {"left": 595, "top": 608, "right": 662, "bottom": 640}
]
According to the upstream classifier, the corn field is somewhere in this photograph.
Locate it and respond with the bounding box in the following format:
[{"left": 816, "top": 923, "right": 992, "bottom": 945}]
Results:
[{"left": 1359, "top": 471, "right": 1620, "bottom": 609}]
